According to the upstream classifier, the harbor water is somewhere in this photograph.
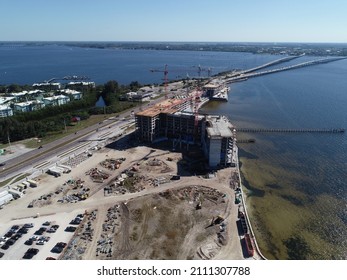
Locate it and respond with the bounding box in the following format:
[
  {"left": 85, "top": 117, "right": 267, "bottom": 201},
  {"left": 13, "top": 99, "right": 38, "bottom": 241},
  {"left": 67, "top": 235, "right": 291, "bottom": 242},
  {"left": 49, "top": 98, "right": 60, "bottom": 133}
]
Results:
[
  {"left": 201, "top": 60, "right": 347, "bottom": 259},
  {"left": 1, "top": 44, "right": 346, "bottom": 259}
]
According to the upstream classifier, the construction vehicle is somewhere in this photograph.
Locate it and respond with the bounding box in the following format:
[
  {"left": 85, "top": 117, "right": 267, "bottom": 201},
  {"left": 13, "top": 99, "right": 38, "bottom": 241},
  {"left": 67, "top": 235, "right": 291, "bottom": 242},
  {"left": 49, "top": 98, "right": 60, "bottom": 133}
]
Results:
[
  {"left": 212, "top": 215, "right": 225, "bottom": 225},
  {"left": 196, "top": 193, "right": 204, "bottom": 210}
]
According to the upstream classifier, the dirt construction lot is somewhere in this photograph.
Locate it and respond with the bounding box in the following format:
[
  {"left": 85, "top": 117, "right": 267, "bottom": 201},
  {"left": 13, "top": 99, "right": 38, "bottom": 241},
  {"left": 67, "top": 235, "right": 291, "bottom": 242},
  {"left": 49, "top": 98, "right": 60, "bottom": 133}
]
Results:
[{"left": 0, "top": 141, "right": 250, "bottom": 260}]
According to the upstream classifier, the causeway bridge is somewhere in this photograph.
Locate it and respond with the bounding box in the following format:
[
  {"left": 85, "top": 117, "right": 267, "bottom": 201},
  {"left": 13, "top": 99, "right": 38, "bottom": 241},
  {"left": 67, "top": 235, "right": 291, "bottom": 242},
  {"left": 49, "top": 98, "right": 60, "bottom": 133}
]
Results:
[
  {"left": 226, "top": 56, "right": 347, "bottom": 83},
  {"left": 240, "top": 54, "right": 304, "bottom": 74}
]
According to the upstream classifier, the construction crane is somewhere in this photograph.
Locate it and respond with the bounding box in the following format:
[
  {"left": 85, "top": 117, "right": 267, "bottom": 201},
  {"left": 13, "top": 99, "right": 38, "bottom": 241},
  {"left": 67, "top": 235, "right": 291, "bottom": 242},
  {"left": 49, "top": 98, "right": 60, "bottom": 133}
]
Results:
[
  {"left": 150, "top": 64, "right": 169, "bottom": 98},
  {"left": 193, "top": 65, "right": 213, "bottom": 77},
  {"left": 193, "top": 84, "right": 203, "bottom": 135},
  {"left": 150, "top": 64, "right": 211, "bottom": 99}
]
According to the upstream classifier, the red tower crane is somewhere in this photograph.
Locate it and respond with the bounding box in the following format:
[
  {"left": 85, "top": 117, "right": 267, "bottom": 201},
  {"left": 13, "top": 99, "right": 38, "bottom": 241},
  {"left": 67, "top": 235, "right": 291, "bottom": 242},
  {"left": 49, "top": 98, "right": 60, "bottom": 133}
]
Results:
[
  {"left": 150, "top": 64, "right": 169, "bottom": 99},
  {"left": 193, "top": 85, "right": 203, "bottom": 133}
]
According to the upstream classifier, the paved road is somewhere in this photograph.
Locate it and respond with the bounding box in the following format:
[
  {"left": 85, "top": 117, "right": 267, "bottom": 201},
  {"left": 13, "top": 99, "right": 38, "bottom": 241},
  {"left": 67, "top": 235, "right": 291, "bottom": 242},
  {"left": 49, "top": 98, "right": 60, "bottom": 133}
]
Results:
[{"left": 0, "top": 96, "right": 164, "bottom": 181}]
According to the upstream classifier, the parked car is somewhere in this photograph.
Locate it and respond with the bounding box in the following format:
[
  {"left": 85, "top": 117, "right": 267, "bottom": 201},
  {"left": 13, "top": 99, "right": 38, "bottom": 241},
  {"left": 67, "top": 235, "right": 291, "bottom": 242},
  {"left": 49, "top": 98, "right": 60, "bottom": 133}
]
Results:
[
  {"left": 18, "top": 227, "right": 29, "bottom": 234},
  {"left": 1, "top": 244, "right": 9, "bottom": 250},
  {"left": 5, "top": 239, "right": 16, "bottom": 246},
  {"left": 23, "top": 223, "right": 34, "bottom": 228},
  {"left": 50, "top": 242, "right": 67, "bottom": 254},
  {"left": 23, "top": 248, "right": 39, "bottom": 259},
  {"left": 65, "top": 226, "right": 76, "bottom": 232},
  {"left": 24, "top": 239, "right": 33, "bottom": 246},
  {"left": 10, "top": 225, "right": 20, "bottom": 231},
  {"left": 69, "top": 218, "right": 81, "bottom": 225}
]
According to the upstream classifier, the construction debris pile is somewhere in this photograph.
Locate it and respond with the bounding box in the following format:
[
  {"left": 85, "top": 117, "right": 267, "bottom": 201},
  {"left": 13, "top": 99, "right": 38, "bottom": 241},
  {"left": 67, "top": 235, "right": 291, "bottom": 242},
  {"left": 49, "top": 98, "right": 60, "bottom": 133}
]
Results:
[
  {"left": 230, "top": 171, "right": 240, "bottom": 190},
  {"left": 103, "top": 167, "right": 146, "bottom": 196},
  {"left": 27, "top": 193, "right": 54, "bottom": 208},
  {"left": 160, "top": 185, "right": 226, "bottom": 206},
  {"left": 143, "top": 158, "right": 172, "bottom": 173},
  {"left": 86, "top": 168, "right": 110, "bottom": 183},
  {"left": 96, "top": 205, "right": 121, "bottom": 258},
  {"left": 60, "top": 211, "right": 97, "bottom": 260},
  {"left": 63, "top": 151, "right": 91, "bottom": 168},
  {"left": 58, "top": 179, "right": 91, "bottom": 203},
  {"left": 100, "top": 158, "right": 126, "bottom": 171},
  {"left": 28, "top": 179, "right": 90, "bottom": 208}
]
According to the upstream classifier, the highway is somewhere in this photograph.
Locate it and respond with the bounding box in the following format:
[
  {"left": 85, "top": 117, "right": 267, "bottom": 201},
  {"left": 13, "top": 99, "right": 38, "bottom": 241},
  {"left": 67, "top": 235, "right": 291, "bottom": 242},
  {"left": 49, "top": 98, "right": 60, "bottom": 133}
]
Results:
[{"left": 0, "top": 95, "right": 165, "bottom": 182}]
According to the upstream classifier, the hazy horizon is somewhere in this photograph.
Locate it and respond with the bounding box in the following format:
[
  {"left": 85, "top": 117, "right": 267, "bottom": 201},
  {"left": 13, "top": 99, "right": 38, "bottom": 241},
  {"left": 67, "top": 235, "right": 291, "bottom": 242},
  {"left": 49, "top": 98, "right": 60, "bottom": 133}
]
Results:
[{"left": 1, "top": 0, "right": 346, "bottom": 43}]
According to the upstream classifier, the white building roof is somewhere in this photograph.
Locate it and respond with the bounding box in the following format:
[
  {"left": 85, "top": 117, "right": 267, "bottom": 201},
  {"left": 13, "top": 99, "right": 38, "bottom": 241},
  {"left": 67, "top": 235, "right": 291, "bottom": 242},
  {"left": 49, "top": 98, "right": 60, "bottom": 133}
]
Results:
[
  {"left": 60, "top": 89, "right": 81, "bottom": 95},
  {"left": 9, "top": 91, "right": 27, "bottom": 97},
  {"left": 0, "top": 105, "right": 12, "bottom": 110},
  {"left": 44, "top": 95, "right": 69, "bottom": 101},
  {"left": 206, "top": 116, "right": 233, "bottom": 138},
  {"left": 0, "top": 97, "right": 15, "bottom": 105},
  {"left": 15, "top": 100, "right": 43, "bottom": 107}
]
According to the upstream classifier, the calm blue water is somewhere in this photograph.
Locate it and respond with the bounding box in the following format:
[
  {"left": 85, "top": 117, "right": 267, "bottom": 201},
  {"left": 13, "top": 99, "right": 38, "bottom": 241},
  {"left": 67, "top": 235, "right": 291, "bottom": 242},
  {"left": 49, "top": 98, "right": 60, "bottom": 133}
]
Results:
[
  {"left": 1, "top": 44, "right": 346, "bottom": 259},
  {"left": 0, "top": 44, "right": 278, "bottom": 85},
  {"left": 201, "top": 60, "right": 347, "bottom": 259}
]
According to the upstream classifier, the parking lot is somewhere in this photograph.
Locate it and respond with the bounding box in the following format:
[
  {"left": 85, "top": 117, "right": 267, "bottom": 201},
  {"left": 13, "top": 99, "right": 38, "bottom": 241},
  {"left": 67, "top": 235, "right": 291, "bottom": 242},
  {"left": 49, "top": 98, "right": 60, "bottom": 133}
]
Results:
[{"left": 0, "top": 211, "right": 82, "bottom": 260}]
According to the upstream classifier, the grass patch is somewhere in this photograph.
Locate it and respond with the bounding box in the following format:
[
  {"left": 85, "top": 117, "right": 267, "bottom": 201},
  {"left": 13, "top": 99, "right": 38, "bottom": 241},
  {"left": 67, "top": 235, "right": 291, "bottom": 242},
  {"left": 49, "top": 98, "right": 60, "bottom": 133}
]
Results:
[
  {"left": 27, "top": 114, "right": 113, "bottom": 149},
  {"left": 0, "top": 173, "right": 30, "bottom": 188},
  {"left": 2, "top": 114, "right": 116, "bottom": 150}
]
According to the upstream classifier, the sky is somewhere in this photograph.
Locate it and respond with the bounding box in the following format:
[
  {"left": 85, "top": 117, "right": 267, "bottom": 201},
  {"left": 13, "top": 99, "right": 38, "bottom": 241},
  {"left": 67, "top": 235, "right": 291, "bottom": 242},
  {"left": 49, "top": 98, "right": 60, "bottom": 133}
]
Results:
[{"left": 0, "top": 0, "right": 346, "bottom": 43}]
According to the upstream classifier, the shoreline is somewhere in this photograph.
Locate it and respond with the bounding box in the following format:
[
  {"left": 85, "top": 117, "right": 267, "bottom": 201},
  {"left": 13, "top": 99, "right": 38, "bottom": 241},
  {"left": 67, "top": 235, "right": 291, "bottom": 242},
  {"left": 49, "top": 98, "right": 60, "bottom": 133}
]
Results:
[
  {"left": 198, "top": 86, "right": 266, "bottom": 259},
  {"left": 235, "top": 145, "right": 267, "bottom": 260}
]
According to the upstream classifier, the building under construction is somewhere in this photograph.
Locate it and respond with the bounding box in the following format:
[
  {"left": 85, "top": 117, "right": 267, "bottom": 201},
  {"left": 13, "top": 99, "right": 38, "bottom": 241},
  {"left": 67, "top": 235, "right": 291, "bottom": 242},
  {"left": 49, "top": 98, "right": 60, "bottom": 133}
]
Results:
[{"left": 135, "top": 99, "right": 237, "bottom": 168}]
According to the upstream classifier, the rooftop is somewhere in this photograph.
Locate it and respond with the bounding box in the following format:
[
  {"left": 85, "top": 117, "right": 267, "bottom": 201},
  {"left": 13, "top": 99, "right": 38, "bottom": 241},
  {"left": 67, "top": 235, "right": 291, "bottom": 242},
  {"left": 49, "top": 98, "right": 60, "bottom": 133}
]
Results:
[
  {"left": 206, "top": 116, "right": 234, "bottom": 138},
  {"left": 15, "top": 100, "right": 44, "bottom": 107},
  {"left": 136, "top": 98, "right": 187, "bottom": 117},
  {"left": 0, "top": 104, "right": 12, "bottom": 110},
  {"left": 0, "top": 97, "right": 15, "bottom": 105},
  {"left": 43, "top": 95, "right": 70, "bottom": 101}
]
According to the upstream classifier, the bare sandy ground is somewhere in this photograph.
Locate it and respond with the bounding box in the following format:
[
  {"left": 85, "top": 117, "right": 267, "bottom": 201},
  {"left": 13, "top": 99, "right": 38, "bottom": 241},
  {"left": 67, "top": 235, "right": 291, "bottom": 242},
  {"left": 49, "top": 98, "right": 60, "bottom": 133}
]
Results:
[{"left": 0, "top": 143, "right": 250, "bottom": 260}]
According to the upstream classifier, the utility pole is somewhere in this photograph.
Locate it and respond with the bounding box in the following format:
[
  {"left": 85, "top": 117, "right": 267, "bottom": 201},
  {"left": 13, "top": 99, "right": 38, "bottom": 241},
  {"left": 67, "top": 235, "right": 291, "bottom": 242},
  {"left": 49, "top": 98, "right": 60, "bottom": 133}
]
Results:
[
  {"left": 7, "top": 130, "right": 12, "bottom": 153},
  {"left": 63, "top": 118, "right": 67, "bottom": 133}
]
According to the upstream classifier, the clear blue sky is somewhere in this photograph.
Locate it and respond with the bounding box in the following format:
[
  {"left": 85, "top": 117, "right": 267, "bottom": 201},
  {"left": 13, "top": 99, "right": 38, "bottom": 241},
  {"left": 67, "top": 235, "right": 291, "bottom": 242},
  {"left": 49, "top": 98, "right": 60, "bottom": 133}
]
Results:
[{"left": 1, "top": 0, "right": 346, "bottom": 42}]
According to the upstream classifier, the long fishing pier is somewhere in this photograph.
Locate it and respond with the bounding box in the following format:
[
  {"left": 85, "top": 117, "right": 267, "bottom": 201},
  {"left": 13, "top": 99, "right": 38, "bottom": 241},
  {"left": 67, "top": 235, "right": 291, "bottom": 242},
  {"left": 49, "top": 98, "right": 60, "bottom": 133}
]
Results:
[{"left": 236, "top": 128, "right": 345, "bottom": 133}]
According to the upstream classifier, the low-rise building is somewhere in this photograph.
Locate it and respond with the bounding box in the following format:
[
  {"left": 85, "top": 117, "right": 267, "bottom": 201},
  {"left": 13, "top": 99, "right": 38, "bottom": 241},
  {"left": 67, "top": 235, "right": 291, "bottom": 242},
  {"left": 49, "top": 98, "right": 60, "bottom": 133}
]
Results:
[
  {"left": 43, "top": 95, "right": 70, "bottom": 106},
  {"left": 0, "top": 105, "right": 13, "bottom": 118},
  {"left": 14, "top": 100, "right": 45, "bottom": 113},
  {"left": 68, "top": 81, "right": 95, "bottom": 88},
  {"left": 0, "top": 96, "right": 16, "bottom": 106},
  {"left": 60, "top": 89, "right": 82, "bottom": 100}
]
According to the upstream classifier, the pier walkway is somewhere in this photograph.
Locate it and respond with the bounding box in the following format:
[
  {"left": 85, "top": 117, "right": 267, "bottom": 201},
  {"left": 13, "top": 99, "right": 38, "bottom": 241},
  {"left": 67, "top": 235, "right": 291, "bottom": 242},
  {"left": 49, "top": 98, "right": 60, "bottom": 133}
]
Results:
[{"left": 236, "top": 128, "right": 345, "bottom": 133}]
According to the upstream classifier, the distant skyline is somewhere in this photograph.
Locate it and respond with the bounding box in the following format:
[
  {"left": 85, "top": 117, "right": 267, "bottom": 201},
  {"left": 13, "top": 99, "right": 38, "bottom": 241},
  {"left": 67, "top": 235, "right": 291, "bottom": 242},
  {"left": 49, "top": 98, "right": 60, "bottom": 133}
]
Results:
[{"left": 1, "top": 0, "right": 346, "bottom": 43}]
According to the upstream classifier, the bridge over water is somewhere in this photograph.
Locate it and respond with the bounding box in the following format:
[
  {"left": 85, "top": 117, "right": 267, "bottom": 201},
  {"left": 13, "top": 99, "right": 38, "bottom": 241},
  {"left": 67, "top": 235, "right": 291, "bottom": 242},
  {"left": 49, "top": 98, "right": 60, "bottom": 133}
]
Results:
[{"left": 226, "top": 56, "right": 347, "bottom": 83}]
